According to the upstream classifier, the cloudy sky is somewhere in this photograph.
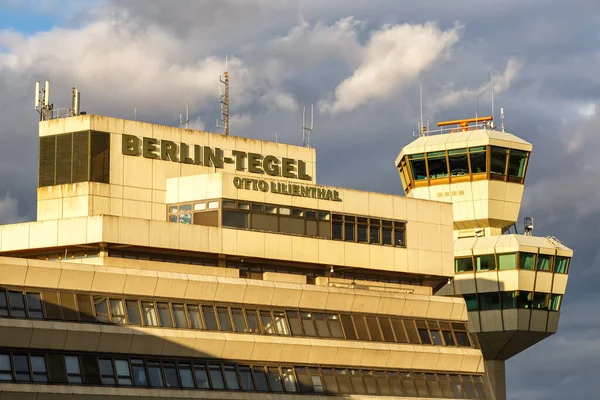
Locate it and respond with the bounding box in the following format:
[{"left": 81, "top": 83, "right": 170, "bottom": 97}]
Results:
[{"left": 0, "top": 0, "right": 599, "bottom": 398}]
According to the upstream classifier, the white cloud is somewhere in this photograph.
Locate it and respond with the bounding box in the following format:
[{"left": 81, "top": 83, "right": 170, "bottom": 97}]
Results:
[
  {"left": 320, "top": 22, "right": 461, "bottom": 114},
  {"left": 0, "top": 20, "right": 252, "bottom": 119},
  {"left": 435, "top": 57, "right": 521, "bottom": 109}
]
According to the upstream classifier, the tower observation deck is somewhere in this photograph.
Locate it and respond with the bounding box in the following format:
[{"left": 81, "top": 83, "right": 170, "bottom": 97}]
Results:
[{"left": 397, "top": 117, "right": 573, "bottom": 400}]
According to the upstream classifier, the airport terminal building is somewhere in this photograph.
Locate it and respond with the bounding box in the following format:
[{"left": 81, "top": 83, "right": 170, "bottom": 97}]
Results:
[{"left": 0, "top": 112, "right": 571, "bottom": 399}]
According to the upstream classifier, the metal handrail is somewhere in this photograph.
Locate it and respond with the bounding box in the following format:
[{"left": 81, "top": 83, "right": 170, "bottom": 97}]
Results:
[{"left": 415, "top": 122, "right": 500, "bottom": 137}]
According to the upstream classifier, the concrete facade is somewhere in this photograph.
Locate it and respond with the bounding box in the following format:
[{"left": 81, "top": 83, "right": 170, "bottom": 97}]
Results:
[{"left": 0, "top": 114, "right": 488, "bottom": 399}]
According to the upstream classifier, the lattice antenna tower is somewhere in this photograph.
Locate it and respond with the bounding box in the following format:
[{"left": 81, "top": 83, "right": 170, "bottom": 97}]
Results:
[
  {"left": 180, "top": 89, "right": 189, "bottom": 129},
  {"left": 302, "top": 104, "right": 314, "bottom": 147},
  {"left": 216, "top": 56, "right": 230, "bottom": 136},
  {"left": 34, "top": 80, "right": 53, "bottom": 121}
]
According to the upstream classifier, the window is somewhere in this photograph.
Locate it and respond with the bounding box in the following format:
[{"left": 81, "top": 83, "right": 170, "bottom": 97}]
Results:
[
  {"left": 469, "top": 147, "right": 487, "bottom": 174},
  {"left": 382, "top": 226, "right": 393, "bottom": 245},
  {"left": 520, "top": 252, "right": 535, "bottom": 270},
  {"left": 115, "top": 359, "right": 132, "bottom": 386},
  {"left": 340, "top": 314, "right": 357, "bottom": 340},
  {"left": 186, "top": 305, "right": 202, "bottom": 329},
  {"left": 282, "top": 367, "right": 298, "bottom": 392},
  {"left": 427, "top": 151, "right": 448, "bottom": 179},
  {"left": 268, "top": 367, "right": 284, "bottom": 392},
  {"left": 141, "top": 302, "right": 158, "bottom": 326},
  {"left": 60, "top": 292, "right": 79, "bottom": 321},
  {"left": 537, "top": 254, "right": 552, "bottom": 272},
  {"left": 403, "top": 320, "right": 420, "bottom": 344},
  {"left": 8, "top": 291, "right": 26, "bottom": 317},
  {"left": 508, "top": 150, "right": 528, "bottom": 178},
  {"left": 147, "top": 361, "right": 164, "bottom": 387},
  {"left": 335, "top": 369, "right": 351, "bottom": 394},
  {"left": 110, "top": 299, "right": 126, "bottom": 324},
  {"left": 193, "top": 364, "right": 210, "bottom": 389},
  {"left": 354, "top": 316, "right": 370, "bottom": 340},
  {"left": 314, "top": 313, "right": 330, "bottom": 337},
  {"left": 202, "top": 306, "right": 218, "bottom": 330},
  {"left": 498, "top": 253, "right": 517, "bottom": 270},
  {"left": 366, "top": 316, "right": 383, "bottom": 341},
  {"left": 479, "top": 292, "right": 501, "bottom": 310},
  {"left": 409, "top": 154, "right": 427, "bottom": 181},
  {"left": 260, "top": 310, "right": 275, "bottom": 334},
  {"left": 253, "top": 366, "right": 270, "bottom": 391},
  {"left": 231, "top": 308, "right": 246, "bottom": 332},
  {"left": 179, "top": 363, "right": 194, "bottom": 388},
  {"left": 344, "top": 218, "right": 355, "bottom": 241},
  {"left": 476, "top": 254, "right": 496, "bottom": 271},
  {"left": 131, "top": 359, "right": 147, "bottom": 386},
  {"left": 30, "top": 355, "right": 48, "bottom": 382},
  {"left": 209, "top": 364, "right": 225, "bottom": 389},
  {"left": 550, "top": 294, "right": 562, "bottom": 311},
  {"left": 519, "top": 291, "right": 533, "bottom": 309},
  {"left": 502, "top": 291, "right": 518, "bottom": 309},
  {"left": 357, "top": 222, "right": 368, "bottom": 243},
  {"left": 455, "top": 257, "right": 474, "bottom": 273},
  {"left": 429, "top": 325, "right": 443, "bottom": 345},
  {"left": 0, "top": 354, "right": 11, "bottom": 381},
  {"left": 222, "top": 210, "right": 249, "bottom": 228},
  {"left": 464, "top": 294, "right": 478, "bottom": 311},
  {"left": 417, "top": 321, "right": 431, "bottom": 344},
  {"left": 490, "top": 147, "right": 508, "bottom": 178},
  {"left": 378, "top": 317, "right": 395, "bottom": 342},
  {"left": 163, "top": 362, "right": 179, "bottom": 388},
  {"left": 172, "top": 304, "right": 187, "bottom": 328},
  {"left": 449, "top": 149, "right": 469, "bottom": 177},
  {"left": 454, "top": 331, "right": 472, "bottom": 347},
  {"left": 99, "top": 359, "right": 115, "bottom": 385},
  {"left": 217, "top": 307, "right": 233, "bottom": 331},
  {"left": 327, "top": 315, "right": 344, "bottom": 338},
  {"left": 246, "top": 309, "right": 261, "bottom": 333},
  {"left": 300, "top": 312, "right": 317, "bottom": 337},
  {"left": 555, "top": 257, "right": 569, "bottom": 274},
  {"left": 391, "top": 318, "right": 408, "bottom": 343},
  {"left": 93, "top": 296, "right": 110, "bottom": 323},
  {"left": 369, "top": 221, "right": 380, "bottom": 244},
  {"left": 65, "top": 355, "right": 82, "bottom": 384},
  {"left": 294, "top": 367, "right": 313, "bottom": 393},
  {"left": 442, "top": 330, "right": 456, "bottom": 346},
  {"left": 238, "top": 366, "right": 254, "bottom": 391},
  {"left": 274, "top": 311, "right": 290, "bottom": 335},
  {"left": 532, "top": 293, "right": 548, "bottom": 310},
  {"left": 77, "top": 294, "right": 95, "bottom": 322},
  {"left": 0, "top": 290, "right": 8, "bottom": 317},
  {"left": 13, "top": 354, "right": 30, "bottom": 381},
  {"left": 23, "top": 293, "right": 43, "bottom": 319}
]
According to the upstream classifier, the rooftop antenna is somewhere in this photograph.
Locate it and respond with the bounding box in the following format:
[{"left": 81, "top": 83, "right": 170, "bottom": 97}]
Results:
[
  {"left": 476, "top": 94, "right": 479, "bottom": 126},
  {"left": 419, "top": 83, "right": 425, "bottom": 136},
  {"left": 500, "top": 107, "right": 505, "bottom": 132},
  {"left": 524, "top": 216, "right": 534, "bottom": 236},
  {"left": 34, "top": 80, "right": 53, "bottom": 121},
  {"left": 302, "top": 104, "right": 314, "bottom": 147},
  {"left": 71, "top": 87, "right": 81, "bottom": 117},
  {"left": 490, "top": 72, "right": 495, "bottom": 129},
  {"left": 216, "top": 55, "right": 230, "bottom": 136},
  {"left": 180, "top": 89, "right": 189, "bottom": 129},
  {"left": 134, "top": 108, "right": 137, "bottom": 121}
]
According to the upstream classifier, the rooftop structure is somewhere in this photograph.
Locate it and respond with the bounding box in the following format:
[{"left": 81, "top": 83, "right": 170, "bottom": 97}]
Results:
[
  {"left": 0, "top": 112, "right": 490, "bottom": 399},
  {"left": 397, "top": 117, "right": 573, "bottom": 400}
]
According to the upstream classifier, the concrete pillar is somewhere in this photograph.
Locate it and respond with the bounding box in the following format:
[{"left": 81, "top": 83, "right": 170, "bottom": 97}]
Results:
[{"left": 484, "top": 360, "right": 507, "bottom": 400}]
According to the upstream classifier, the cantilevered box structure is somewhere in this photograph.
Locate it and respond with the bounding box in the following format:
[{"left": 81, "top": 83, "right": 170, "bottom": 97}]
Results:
[{"left": 397, "top": 119, "right": 573, "bottom": 400}]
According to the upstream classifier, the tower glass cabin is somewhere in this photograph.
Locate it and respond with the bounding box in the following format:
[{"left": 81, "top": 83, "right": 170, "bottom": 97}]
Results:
[
  {"left": 0, "top": 113, "right": 490, "bottom": 399},
  {"left": 397, "top": 117, "right": 573, "bottom": 400}
]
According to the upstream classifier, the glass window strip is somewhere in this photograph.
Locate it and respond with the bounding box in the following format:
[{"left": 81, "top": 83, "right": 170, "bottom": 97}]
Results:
[{"left": 0, "top": 351, "right": 489, "bottom": 396}]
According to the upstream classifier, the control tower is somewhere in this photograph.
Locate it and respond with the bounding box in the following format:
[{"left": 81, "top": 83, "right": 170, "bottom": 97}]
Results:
[{"left": 396, "top": 116, "right": 573, "bottom": 400}]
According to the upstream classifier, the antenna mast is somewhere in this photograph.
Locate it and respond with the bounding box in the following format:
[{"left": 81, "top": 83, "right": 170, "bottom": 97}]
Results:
[
  {"left": 302, "top": 104, "right": 314, "bottom": 147},
  {"left": 34, "top": 80, "right": 53, "bottom": 121},
  {"left": 180, "top": 90, "right": 189, "bottom": 129},
  {"left": 419, "top": 83, "right": 424, "bottom": 136},
  {"left": 491, "top": 72, "right": 495, "bottom": 128},
  {"left": 216, "top": 56, "right": 230, "bottom": 136}
]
